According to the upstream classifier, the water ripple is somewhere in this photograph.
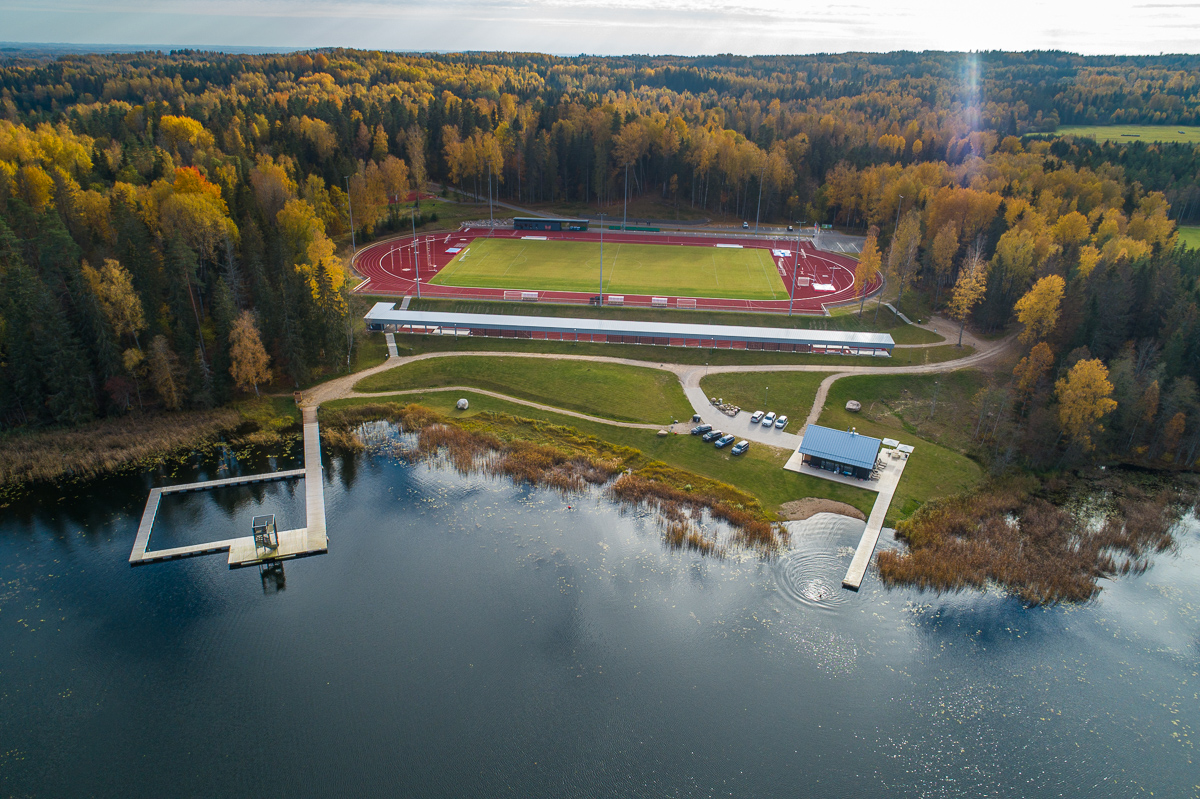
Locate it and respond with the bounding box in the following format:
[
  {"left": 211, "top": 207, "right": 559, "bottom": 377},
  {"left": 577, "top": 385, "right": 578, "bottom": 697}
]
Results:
[{"left": 772, "top": 513, "right": 866, "bottom": 612}]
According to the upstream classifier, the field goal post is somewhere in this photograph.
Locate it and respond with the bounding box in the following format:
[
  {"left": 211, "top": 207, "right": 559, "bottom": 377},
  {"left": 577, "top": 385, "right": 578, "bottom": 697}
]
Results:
[
  {"left": 503, "top": 290, "right": 540, "bottom": 302},
  {"left": 677, "top": 298, "right": 697, "bottom": 310}
]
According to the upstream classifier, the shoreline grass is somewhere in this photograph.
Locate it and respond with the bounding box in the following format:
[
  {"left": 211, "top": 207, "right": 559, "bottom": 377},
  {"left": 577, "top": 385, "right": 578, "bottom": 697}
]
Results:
[
  {"left": 878, "top": 472, "right": 1199, "bottom": 604},
  {"left": 323, "top": 391, "right": 878, "bottom": 518},
  {"left": 0, "top": 396, "right": 301, "bottom": 493},
  {"left": 320, "top": 401, "right": 790, "bottom": 554}
]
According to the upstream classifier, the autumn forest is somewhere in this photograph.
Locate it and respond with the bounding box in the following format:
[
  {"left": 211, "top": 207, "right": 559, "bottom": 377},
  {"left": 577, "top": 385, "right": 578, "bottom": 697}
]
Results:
[{"left": 0, "top": 48, "right": 1199, "bottom": 472}]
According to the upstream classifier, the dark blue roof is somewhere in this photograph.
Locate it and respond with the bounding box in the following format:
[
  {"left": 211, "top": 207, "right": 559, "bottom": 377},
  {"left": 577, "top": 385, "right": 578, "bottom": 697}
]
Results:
[{"left": 798, "top": 425, "right": 882, "bottom": 470}]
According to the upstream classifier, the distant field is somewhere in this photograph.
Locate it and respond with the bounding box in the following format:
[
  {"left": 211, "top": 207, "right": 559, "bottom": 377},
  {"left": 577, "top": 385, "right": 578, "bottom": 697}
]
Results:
[
  {"left": 429, "top": 238, "right": 789, "bottom": 301},
  {"left": 1054, "top": 125, "right": 1200, "bottom": 144},
  {"left": 1178, "top": 226, "right": 1200, "bottom": 250}
]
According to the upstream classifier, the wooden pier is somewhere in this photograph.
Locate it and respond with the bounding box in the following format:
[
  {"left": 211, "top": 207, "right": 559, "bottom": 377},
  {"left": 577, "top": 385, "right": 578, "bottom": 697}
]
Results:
[{"left": 129, "top": 409, "right": 327, "bottom": 568}]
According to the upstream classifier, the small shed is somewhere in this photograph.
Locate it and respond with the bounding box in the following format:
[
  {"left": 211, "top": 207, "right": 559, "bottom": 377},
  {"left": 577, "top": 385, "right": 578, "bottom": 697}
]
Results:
[
  {"left": 252, "top": 514, "right": 278, "bottom": 554},
  {"left": 796, "top": 424, "right": 883, "bottom": 480}
]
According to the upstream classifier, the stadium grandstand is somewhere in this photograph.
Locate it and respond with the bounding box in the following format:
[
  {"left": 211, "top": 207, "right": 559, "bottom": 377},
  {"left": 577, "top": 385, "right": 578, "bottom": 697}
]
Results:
[{"left": 364, "top": 304, "right": 894, "bottom": 355}]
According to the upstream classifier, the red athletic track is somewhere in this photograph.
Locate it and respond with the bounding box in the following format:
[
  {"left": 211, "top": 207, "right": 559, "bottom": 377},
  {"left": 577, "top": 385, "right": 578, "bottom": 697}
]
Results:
[{"left": 352, "top": 226, "right": 880, "bottom": 315}]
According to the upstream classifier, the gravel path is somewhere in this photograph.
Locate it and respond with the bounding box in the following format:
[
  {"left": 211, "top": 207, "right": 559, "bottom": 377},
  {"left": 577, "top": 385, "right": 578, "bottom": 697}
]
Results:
[{"left": 300, "top": 316, "right": 1014, "bottom": 444}]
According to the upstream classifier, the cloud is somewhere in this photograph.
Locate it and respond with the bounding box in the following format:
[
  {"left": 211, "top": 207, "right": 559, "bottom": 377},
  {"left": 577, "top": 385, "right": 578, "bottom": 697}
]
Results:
[{"left": 1, "top": 0, "right": 1198, "bottom": 54}]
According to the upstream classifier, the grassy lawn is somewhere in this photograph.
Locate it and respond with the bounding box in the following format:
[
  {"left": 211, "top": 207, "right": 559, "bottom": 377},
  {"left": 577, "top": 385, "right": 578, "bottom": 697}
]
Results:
[
  {"left": 698, "top": 372, "right": 827, "bottom": 426},
  {"left": 1178, "top": 226, "right": 1200, "bottom": 250},
  {"left": 1053, "top": 124, "right": 1200, "bottom": 144},
  {"left": 323, "top": 390, "right": 878, "bottom": 517},
  {"left": 402, "top": 296, "right": 941, "bottom": 344},
  {"left": 353, "top": 356, "right": 693, "bottom": 424},
  {"left": 429, "top": 237, "right": 789, "bottom": 300},
  {"left": 386, "top": 332, "right": 972, "bottom": 367},
  {"left": 816, "top": 372, "right": 987, "bottom": 524}
]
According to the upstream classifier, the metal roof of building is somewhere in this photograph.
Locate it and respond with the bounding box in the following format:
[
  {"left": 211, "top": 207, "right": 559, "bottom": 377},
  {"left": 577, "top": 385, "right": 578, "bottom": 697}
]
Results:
[
  {"left": 797, "top": 424, "right": 883, "bottom": 470},
  {"left": 364, "top": 304, "right": 895, "bottom": 350}
]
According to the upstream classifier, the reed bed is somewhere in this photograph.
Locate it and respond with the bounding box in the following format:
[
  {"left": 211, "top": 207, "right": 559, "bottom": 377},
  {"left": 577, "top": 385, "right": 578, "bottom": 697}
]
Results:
[
  {"left": 878, "top": 475, "right": 1196, "bottom": 605},
  {"left": 321, "top": 402, "right": 785, "bottom": 556},
  {"left": 0, "top": 409, "right": 241, "bottom": 487}
]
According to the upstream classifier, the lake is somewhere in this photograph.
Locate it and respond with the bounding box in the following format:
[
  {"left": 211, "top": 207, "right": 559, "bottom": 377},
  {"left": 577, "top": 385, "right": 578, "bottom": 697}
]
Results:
[{"left": 1, "top": 438, "right": 1197, "bottom": 797}]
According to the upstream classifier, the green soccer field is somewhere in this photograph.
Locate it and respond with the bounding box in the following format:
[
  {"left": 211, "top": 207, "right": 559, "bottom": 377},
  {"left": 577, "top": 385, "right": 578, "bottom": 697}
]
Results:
[{"left": 429, "top": 238, "right": 789, "bottom": 300}]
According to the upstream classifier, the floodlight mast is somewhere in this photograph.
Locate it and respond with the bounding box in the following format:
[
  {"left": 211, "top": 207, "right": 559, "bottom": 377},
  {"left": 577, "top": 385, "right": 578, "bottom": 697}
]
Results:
[
  {"left": 598, "top": 213, "right": 606, "bottom": 305},
  {"left": 788, "top": 224, "right": 802, "bottom": 316}
]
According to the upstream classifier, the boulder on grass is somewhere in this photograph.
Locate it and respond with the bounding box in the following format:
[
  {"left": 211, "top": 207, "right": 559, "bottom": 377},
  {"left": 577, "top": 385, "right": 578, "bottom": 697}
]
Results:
[
  {"left": 845, "top": 400, "right": 862, "bottom": 412},
  {"left": 456, "top": 398, "right": 469, "bottom": 410}
]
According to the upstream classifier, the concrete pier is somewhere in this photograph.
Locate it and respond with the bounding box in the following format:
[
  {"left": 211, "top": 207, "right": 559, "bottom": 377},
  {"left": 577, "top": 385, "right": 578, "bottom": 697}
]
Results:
[
  {"left": 842, "top": 449, "right": 909, "bottom": 590},
  {"left": 130, "top": 412, "right": 327, "bottom": 568}
]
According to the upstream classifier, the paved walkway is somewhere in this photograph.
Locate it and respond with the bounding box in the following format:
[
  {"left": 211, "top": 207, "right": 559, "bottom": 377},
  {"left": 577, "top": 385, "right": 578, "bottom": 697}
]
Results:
[
  {"left": 843, "top": 450, "right": 909, "bottom": 589},
  {"left": 300, "top": 316, "right": 1012, "bottom": 436}
]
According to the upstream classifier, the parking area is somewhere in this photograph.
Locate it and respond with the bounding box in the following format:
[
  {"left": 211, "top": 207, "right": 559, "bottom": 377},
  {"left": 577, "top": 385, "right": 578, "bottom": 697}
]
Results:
[{"left": 684, "top": 386, "right": 804, "bottom": 450}]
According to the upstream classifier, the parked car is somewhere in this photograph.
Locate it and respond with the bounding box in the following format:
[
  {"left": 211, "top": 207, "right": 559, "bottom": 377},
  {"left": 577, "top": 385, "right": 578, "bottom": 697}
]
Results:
[
  {"left": 731, "top": 440, "right": 750, "bottom": 455},
  {"left": 588, "top": 295, "right": 602, "bottom": 305},
  {"left": 775, "top": 415, "right": 789, "bottom": 429},
  {"left": 715, "top": 434, "right": 736, "bottom": 448},
  {"left": 787, "top": 225, "right": 794, "bottom": 232},
  {"left": 742, "top": 221, "right": 749, "bottom": 229},
  {"left": 762, "top": 412, "right": 777, "bottom": 427},
  {"left": 750, "top": 410, "right": 765, "bottom": 423},
  {"left": 691, "top": 424, "right": 712, "bottom": 436},
  {"left": 702, "top": 429, "right": 723, "bottom": 442}
]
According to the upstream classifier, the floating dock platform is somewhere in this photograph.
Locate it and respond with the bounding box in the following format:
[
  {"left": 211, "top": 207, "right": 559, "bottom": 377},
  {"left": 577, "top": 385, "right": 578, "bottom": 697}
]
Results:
[{"left": 130, "top": 407, "right": 327, "bottom": 568}]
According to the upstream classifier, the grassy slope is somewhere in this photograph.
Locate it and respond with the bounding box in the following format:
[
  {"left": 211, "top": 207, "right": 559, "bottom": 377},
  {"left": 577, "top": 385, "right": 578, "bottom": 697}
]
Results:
[
  {"left": 324, "top": 390, "right": 878, "bottom": 517},
  {"left": 429, "top": 237, "right": 789, "bottom": 300},
  {"left": 384, "top": 332, "right": 971, "bottom": 367},
  {"left": 1178, "top": 226, "right": 1200, "bottom": 250},
  {"left": 1054, "top": 124, "right": 1200, "bottom": 144},
  {"left": 354, "top": 356, "right": 693, "bottom": 424},
  {"left": 816, "top": 372, "right": 986, "bottom": 524},
  {"left": 698, "top": 372, "right": 827, "bottom": 425},
  {"left": 403, "top": 297, "right": 943, "bottom": 345}
]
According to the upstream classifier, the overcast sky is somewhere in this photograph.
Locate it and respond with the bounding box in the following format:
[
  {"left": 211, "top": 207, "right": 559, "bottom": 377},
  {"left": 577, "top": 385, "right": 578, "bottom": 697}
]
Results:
[{"left": 2, "top": 0, "right": 1199, "bottom": 56}]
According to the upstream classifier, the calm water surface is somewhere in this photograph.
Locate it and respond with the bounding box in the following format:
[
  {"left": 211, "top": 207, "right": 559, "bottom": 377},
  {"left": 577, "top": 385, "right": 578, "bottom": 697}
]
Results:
[{"left": 1, "top": 440, "right": 1197, "bottom": 797}]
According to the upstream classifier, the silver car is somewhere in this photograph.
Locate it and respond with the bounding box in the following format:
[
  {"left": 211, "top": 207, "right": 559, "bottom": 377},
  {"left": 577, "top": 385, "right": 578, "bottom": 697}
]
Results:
[{"left": 762, "top": 412, "right": 776, "bottom": 427}]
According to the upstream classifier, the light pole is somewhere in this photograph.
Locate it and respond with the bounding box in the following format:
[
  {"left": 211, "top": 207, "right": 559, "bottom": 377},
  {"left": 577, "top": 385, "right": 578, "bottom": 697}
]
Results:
[
  {"left": 894, "top": 194, "right": 904, "bottom": 236},
  {"left": 344, "top": 175, "right": 356, "bottom": 255},
  {"left": 622, "top": 163, "right": 629, "bottom": 231},
  {"left": 765, "top": 386, "right": 769, "bottom": 407},
  {"left": 487, "top": 161, "right": 494, "bottom": 237},
  {"left": 788, "top": 223, "right": 802, "bottom": 316},
  {"left": 410, "top": 208, "right": 421, "bottom": 300},
  {"left": 753, "top": 162, "right": 765, "bottom": 234},
  {"left": 598, "top": 213, "right": 606, "bottom": 305}
]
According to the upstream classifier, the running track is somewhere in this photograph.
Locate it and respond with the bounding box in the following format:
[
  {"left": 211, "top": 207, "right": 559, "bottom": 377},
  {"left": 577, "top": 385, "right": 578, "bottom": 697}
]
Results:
[{"left": 352, "top": 226, "right": 880, "bottom": 315}]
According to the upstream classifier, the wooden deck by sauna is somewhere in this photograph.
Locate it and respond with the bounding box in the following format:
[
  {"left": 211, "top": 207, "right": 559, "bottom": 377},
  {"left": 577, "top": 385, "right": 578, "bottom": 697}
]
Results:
[{"left": 129, "top": 407, "right": 327, "bottom": 568}]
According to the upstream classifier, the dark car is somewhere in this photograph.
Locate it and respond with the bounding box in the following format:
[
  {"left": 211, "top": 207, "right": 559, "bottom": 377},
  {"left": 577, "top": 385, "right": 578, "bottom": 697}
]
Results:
[
  {"left": 714, "top": 434, "right": 736, "bottom": 448},
  {"left": 691, "top": 424, "right": 713, "bottom": 436},
  {"left": 701, "top": 429, "right": 723, "bottom": 442},
  {"left": 588, "top": 295, "right": 602, "bottom": 305}
]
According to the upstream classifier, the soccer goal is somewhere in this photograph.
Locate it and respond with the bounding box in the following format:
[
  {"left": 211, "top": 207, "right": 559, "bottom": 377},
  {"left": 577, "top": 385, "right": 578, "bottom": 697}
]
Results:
[{"left": 677, "top": 298, "right": 697, "bottom": 310}]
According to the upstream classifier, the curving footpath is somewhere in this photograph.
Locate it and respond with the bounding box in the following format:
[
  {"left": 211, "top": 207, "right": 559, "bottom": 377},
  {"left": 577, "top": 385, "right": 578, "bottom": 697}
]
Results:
[{"left": 301, "top": 315, "right": 1013, "bottom": 452}]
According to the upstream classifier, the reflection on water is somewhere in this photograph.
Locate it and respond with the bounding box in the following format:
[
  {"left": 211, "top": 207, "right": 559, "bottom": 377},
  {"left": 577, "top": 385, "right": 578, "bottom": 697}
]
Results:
[
  {"left": 772, "top": 513, "right": 863, "bottom": 611},
  {"left": 0, "top": 441, "right": 1197, "bottom": 798}
]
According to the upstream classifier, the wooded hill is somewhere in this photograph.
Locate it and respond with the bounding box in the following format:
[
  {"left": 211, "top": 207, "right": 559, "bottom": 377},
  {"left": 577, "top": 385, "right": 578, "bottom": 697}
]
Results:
[{"left": 0, "top": 49, "right": 1197, "bottom": 467}]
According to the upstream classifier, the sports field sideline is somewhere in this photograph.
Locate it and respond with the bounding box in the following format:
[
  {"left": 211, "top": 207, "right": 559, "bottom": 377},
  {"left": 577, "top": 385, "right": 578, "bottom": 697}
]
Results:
[{"left": 428, "top": 238, "right": 790, "bottom": 301}]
